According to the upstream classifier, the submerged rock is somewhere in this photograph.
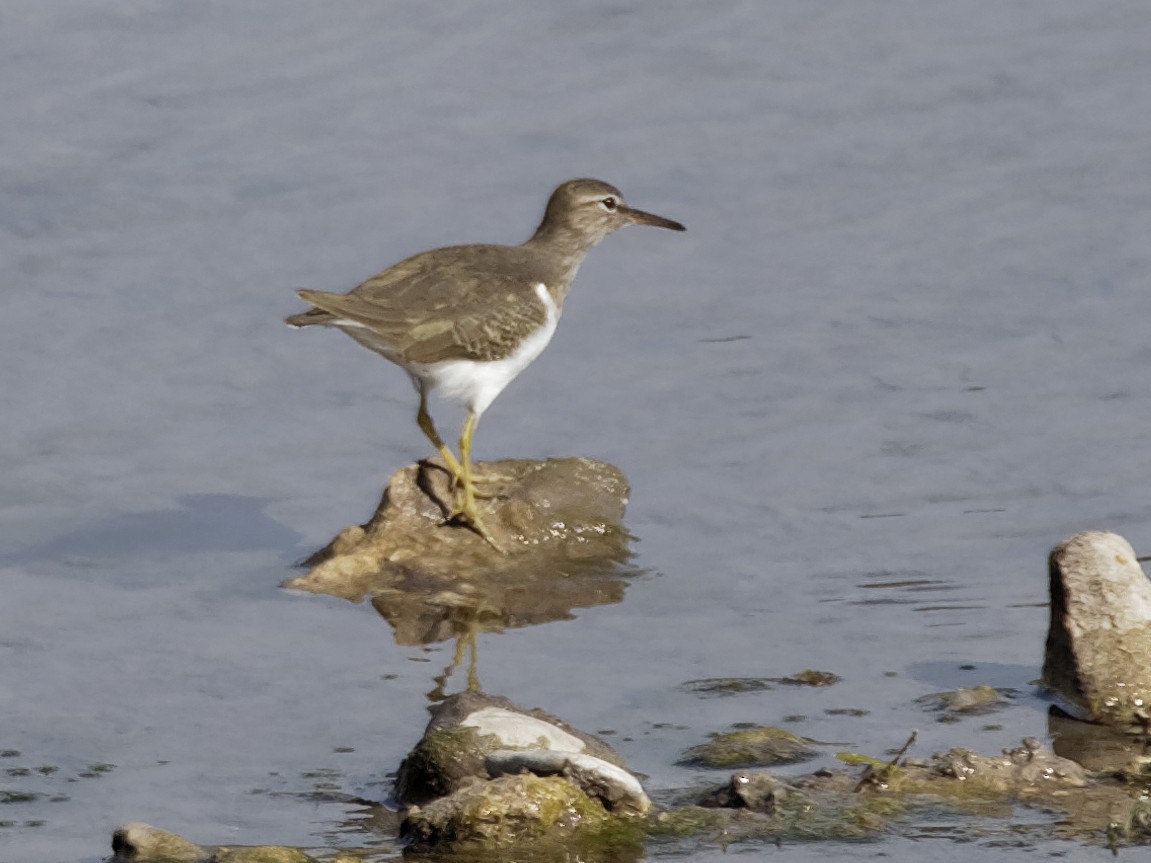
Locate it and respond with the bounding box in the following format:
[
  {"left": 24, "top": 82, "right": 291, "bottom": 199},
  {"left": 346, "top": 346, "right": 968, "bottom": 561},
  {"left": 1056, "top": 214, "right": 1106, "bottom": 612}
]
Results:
[
  {"left": 395, "top": 691, "right": 650, "bottom": 850},
  {"left": 282, "top": 459, "right": 637, "bottom": 643},
  {"left": 678, "top": 726, "right": 818, "bottom": 769},
  {"left": 679, "top": 677, "right": 775, "bottom": 697},
  {"left": 916, "top": 685, "right": 1012, "bottom": 720},
  {"left": 1042, "top": 531, "right": 1151, "bottom": 729}
]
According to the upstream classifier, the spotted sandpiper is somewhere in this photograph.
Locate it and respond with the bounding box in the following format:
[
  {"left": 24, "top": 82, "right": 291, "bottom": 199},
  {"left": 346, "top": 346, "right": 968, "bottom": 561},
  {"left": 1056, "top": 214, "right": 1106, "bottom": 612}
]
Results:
[{"left": 286, "top": 178, "right": 685, "bottom": 542}]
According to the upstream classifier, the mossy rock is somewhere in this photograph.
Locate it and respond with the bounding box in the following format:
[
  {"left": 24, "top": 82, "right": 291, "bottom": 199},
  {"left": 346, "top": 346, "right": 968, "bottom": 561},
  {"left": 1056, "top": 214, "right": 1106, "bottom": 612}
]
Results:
[
  {"left": 212, "top": 847, "right": 314, "bottom": 863},
  {"left": 394, "top": 726, "right": 493, "bottom": 805},
  {"left": 650, "top": 792, "right": 899, "bottom": 844},
  {"left": 678, "top": 727, "right": 817, "bottom": 769},
  {"left": 402, "top": 773, "right": 642, "bottom": 850}
]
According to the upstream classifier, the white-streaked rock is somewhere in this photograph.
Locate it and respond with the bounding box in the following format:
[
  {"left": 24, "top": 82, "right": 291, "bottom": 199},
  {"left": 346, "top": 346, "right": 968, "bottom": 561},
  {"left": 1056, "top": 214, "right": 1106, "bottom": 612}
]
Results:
[
  {"left": 395, "top": 690, "right": 652, "bottom": 827},
  {"left": 461, "top": 706, "right": 586, "bottom": 752},
  {"left": 1042, "top": 531, "right": 1151, "bottom": 728}
]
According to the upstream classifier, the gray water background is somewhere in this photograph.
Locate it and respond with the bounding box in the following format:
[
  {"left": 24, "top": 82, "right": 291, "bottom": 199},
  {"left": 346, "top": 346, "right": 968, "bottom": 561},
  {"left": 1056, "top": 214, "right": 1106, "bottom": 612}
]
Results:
[{"left": 3, "top": 1, "right": 1151, "bottom": 860}]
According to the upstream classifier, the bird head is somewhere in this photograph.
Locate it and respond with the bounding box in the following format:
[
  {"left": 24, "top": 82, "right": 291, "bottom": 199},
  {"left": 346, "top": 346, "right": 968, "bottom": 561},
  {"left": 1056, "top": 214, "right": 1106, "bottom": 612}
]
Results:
[{"left": 535, "top": 178, "right": 685, "bottom": 248}]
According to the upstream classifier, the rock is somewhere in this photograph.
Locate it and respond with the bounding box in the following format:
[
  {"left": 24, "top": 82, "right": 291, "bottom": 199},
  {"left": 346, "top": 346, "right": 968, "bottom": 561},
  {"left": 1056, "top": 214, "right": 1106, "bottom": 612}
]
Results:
[
  {"left": 1042, "top": 531, "right": 1151, "bottom": 729},
  {"left": 110, "top": 823, "right": 324, "bottom": 863},
  {"left": 395, "top": 691, "right": 651, "bottom": 823},
  {"left": 658, "top": 768, "right": 892, "bottom": 843},
  {"left": 401, "top": 773, "right": 613, "bottom": 848},
  {"left": 698, "top": 770, "right": 789, "bottom": 812},
  {"left": 678, "top": 726, "right": 818, "bottom": 769},
  {"left": 919, "top": 739, "right": 1088, "bottom": 795},
  {"left": 778, "top": 669, "right": 840, "bottom": 687},
  {"left": 486, "top": 749, "right": 650, "bottom": 816},
  {"left": 679, "top": 677, "right": 775, "bottom": 697},
  {"left": 940, "top": 685, "right": 1006, "bottom": 712},
  {"left": 282, "top": 459, "right": 638, "bottom": 643},
  {"left": 112, "top": 823, "right": 207, "bottom": 863},
  {"left": 395, "top": 691, "right": 649, "bottom": 850},
  {"left": 666, "top": 737, "right": 1105, "bottom": 845},
  {"left": 916, "top": 685, "right": 1011, "bottom": 719}
]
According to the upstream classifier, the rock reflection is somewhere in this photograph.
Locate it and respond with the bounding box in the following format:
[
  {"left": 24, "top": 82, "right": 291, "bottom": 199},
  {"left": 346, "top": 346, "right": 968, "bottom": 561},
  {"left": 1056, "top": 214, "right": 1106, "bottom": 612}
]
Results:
[{"left": 1048, "top": 707, "right": 1151, "bottom": 774}]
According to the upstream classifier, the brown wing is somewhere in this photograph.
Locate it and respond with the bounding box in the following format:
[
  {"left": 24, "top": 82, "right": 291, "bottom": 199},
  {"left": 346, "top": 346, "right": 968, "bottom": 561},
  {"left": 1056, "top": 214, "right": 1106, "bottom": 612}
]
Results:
[{"left": 293, "top": 244, "right": 554, "bottom": 364}]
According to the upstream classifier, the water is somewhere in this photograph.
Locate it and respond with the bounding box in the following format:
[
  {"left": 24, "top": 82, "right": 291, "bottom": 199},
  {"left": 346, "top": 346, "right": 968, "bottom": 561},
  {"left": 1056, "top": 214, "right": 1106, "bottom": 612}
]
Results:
[{"left": 4, "top": 1, "right": 1151, "bottom": 860}]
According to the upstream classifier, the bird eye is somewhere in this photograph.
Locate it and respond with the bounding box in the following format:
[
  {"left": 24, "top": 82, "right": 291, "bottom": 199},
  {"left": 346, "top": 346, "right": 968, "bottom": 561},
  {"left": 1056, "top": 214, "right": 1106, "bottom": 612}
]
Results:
[{"left": 600, "top": 196, "right": 618, "bottom": 211}]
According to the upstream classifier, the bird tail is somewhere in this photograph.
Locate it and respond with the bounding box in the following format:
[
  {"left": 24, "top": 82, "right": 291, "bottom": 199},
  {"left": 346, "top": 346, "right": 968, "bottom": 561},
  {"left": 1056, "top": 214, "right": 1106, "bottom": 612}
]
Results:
[{"left": 285, "top": 289, "right": 339, "bottom": 328}]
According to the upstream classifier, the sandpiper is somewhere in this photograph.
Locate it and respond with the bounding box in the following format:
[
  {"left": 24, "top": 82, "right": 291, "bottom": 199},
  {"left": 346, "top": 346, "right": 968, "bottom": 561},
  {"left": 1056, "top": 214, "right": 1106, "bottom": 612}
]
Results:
[{"left": 286, "top": 178, "right": 685, "bottom": 542}]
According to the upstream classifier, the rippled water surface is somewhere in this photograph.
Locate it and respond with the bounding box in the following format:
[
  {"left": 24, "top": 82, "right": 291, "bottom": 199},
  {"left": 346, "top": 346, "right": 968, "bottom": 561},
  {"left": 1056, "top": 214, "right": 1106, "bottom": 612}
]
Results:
[{"left": 4, "top": 2, "right": 1151, "bottom": 860}]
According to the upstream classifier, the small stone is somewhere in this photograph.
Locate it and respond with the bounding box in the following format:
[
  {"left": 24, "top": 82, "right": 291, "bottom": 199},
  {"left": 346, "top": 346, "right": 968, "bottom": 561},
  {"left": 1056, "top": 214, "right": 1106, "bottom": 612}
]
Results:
[
  {"left": 778, "top": 669, "right": 841, "bottom": 687},
  {"left": 916, "top": 685, "right": 1009, "bottom": 716},
  {"left": 111, "top": 823, "right": 207, "bottom": 862},
  {"left": 698, "top": 770, "right": 789, "bottom": 812}
]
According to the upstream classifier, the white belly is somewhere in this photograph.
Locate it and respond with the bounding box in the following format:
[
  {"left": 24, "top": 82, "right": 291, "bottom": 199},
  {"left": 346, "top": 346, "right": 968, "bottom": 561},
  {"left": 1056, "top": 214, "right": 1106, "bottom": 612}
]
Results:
[{"left": 410, "top": 283, "right": 559, "bottom": 418}]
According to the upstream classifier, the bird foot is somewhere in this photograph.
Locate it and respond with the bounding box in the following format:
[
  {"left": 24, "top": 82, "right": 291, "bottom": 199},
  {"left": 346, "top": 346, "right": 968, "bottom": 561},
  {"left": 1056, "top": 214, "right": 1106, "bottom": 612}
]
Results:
[
  {"left": 457, "top": 465, "right": 514, "bottom": 499},
  {"left": 446, "top": 507, "right": 504, "bottom": 553},
  {"left": 420, "top": 459, "right": 507, "bottom": 500},
  {"left": 417, "top": 459, "right": 507, "bottom": 552}
]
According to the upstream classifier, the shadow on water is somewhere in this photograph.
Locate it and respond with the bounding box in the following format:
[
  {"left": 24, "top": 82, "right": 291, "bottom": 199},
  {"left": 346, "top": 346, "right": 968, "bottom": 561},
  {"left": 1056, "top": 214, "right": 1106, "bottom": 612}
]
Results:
[
  {"left": 5, "top": 493, "right": 302, "bottom": 564},
  {"left": 907, "top": 660, "right": 1040, "bottom": 693}
]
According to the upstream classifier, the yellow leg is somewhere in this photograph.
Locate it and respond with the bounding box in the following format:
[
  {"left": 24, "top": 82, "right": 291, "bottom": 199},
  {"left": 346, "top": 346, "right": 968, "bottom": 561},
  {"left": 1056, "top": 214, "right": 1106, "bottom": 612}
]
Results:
[
  {"left": 414, "top": 389, "right": 501, "bottom": 550},
  {"left": 416, "top": 388, "right": 463, "bottom": 480},
  {"left": 453, "top": 411, "right": 501, "bottom": 550},
  {"left": 457, "top": 411, "right": 477, "bottom": 513}
]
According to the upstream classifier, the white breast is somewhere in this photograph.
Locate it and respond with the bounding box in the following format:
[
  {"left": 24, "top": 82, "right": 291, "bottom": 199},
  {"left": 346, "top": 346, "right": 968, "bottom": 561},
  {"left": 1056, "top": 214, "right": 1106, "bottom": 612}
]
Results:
[{"left": 412, "top": 283, "right": 560, "bottom": 418}]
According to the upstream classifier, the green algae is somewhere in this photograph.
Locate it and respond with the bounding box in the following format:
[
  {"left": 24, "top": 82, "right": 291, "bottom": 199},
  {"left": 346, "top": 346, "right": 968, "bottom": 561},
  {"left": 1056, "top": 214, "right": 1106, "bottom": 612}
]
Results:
[
  {"left": 403, "top": 773, "right": 645, "bottom": 852},
  {"left": 679, "top": 726, "right": 817, "bottom": 769}
]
